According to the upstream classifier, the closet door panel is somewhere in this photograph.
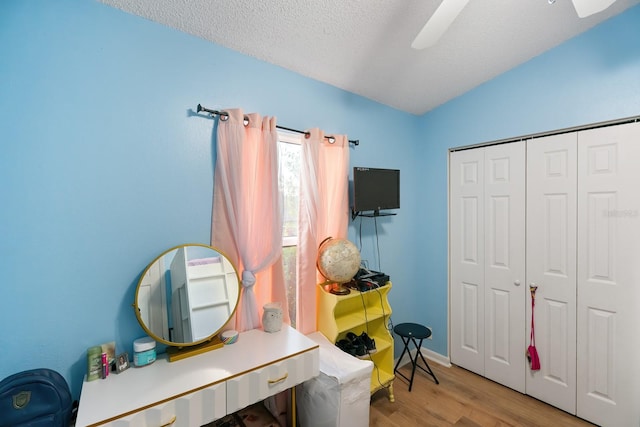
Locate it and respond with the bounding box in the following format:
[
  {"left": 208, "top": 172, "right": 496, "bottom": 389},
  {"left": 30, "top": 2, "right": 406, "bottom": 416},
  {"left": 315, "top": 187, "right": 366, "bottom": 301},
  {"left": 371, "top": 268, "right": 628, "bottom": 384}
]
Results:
[
  {"left": 483, "top": 142, "right": 526, "bottom": 393},
  {"left": 450, "top": 149, "right": 485, "bottom": 375},
  {"left": 526, "top": 133, "right": 577, "bottom": 414},
  {"left": 576, "top": 122, "right": 640, "bottom": 427}
]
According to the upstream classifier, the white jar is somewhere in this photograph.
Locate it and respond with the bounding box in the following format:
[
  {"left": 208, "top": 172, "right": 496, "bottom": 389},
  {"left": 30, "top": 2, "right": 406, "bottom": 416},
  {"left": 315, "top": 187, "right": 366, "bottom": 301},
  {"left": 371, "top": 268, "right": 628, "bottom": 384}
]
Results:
[{"left": 262, "top": 303, "right": 283, "bottom": 333}]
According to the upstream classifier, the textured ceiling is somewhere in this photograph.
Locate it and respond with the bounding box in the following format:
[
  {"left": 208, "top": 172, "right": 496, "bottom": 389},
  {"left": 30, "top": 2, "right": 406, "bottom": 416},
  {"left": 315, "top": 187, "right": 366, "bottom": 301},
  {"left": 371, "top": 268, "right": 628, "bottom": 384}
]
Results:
[{"left": 99, "top": 0, "right": 639, "bottom": 115}]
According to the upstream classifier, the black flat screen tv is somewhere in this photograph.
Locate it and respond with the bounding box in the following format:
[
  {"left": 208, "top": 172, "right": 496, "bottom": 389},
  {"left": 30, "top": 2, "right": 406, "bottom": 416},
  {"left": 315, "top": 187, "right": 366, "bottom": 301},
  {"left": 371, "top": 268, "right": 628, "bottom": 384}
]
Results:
[{"left": 353, "top": 167, "right": 400, "bottom": 214}]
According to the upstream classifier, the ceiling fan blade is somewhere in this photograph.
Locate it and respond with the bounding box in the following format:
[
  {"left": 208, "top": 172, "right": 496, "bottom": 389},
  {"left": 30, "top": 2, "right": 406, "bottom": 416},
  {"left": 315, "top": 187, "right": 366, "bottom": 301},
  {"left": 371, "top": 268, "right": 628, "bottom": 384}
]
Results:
[
  {"left": 571, "top": 0, "right": 617, "bottom": 17},
  {"left": 411, "top": 0, "right": 470, "bottom": 50}
]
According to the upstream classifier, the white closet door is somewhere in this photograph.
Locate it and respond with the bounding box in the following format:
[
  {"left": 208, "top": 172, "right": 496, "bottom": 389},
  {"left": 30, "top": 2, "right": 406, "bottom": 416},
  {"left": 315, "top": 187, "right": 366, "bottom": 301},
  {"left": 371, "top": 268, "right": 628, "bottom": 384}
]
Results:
[
  {"left": 576, "top": 122, "right": 640, "bottom": 426},
  {"left": 450, "top": 148, "right": 485, "bottom": 375},
  {"left": 450, "top": 143, "right": 525, "bottom": 391},
  {"left": 526, "top": 133, "right": 577, "bottom": 414},
  {"left": 483, "top": 142, "right": 526, "bottom": 393}
]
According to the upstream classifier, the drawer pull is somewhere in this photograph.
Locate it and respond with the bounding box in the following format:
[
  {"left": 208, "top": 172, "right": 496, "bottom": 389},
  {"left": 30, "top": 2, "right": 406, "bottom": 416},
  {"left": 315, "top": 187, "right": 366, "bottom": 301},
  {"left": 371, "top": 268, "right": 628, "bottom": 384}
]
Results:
[
  {"left": 268, "top": 373, "right": 288, "bottom": 385},
  {"left": 160, "top": 415, "right": 177, "bottom": 426}
]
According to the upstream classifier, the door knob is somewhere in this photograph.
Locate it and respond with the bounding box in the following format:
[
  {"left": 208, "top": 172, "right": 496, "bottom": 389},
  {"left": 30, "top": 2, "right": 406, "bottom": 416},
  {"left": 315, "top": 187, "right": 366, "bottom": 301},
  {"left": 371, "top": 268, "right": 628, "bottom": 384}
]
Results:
[{"left": 514, "top": 280, "right": 521, "bottom": 286}]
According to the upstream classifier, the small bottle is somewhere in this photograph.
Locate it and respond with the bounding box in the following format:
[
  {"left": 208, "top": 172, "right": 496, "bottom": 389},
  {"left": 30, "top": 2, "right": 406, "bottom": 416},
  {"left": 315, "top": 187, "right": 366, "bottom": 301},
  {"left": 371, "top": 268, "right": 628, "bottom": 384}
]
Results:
[{"left": 101, "top": 353, "right": 108, "bottom": 379}]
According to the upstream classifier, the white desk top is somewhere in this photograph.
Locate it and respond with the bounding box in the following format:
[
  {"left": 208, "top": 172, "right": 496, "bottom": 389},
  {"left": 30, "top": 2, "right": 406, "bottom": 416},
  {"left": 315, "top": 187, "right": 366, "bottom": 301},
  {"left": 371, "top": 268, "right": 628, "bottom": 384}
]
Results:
[{"left": 76, "top": 325, "right": 318, "bottom": 426}]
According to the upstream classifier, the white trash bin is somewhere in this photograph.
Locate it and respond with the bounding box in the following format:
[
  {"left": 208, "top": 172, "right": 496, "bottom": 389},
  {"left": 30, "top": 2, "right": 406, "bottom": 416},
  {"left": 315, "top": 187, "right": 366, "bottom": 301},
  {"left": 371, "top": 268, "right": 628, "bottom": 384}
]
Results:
[{"left": 297, "top": 332, "right": 374, "bottom": 427}]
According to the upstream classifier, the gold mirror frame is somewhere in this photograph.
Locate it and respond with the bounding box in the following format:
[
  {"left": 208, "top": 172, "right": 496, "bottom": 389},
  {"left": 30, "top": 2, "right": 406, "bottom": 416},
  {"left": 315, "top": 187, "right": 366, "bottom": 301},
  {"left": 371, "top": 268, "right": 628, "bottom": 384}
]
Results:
[{"left": 134, "top": 243, "right": 240, "bottom": 361}]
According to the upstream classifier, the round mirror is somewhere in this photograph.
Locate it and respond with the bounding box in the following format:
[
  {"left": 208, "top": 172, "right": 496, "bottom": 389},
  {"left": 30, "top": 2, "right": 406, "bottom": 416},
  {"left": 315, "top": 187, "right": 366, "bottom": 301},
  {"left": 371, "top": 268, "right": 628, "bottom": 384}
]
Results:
[{"left": 134, "top": 244, "right": 240, "bottom": 347}]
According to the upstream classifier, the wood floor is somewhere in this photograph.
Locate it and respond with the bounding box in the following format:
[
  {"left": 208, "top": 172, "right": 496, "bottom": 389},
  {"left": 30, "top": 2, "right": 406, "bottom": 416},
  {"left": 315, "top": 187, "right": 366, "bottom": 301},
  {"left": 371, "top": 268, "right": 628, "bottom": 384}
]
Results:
[{"left": 369, "top": 362, "right": 596, "bottom": 427}]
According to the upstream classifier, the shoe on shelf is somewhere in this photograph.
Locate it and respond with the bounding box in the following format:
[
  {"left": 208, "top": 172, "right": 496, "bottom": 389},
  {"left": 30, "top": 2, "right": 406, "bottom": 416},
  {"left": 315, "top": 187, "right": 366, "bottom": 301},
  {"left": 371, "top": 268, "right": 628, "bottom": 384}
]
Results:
[
  {"left": 359, "top": 332, "right": 376, "bottom": 353},
  {"left": 345, "top": 331, "right": 375, "bottom": 356},
  {"left": 335, "top": 339, "right": 357, "bottom": 356},
  {"left": 338, "top": 333, "right": 367, "bottom": 357},
  {"left": 346, "top": 332, "right": 359, "bottom": 343}
]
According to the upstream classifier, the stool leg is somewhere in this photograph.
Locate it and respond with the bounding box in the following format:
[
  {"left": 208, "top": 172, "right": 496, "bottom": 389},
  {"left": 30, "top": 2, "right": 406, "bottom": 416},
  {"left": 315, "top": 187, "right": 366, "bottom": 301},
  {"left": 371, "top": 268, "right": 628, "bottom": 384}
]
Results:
[
  {"left": 416, "top": 346, "right": 439, "bottom": 385},
  {"left": 407, "top": 337, "right": 422, "bottom": 391},
  {"left": 393, "top": 336, "right": 410, "bottom": 374}
]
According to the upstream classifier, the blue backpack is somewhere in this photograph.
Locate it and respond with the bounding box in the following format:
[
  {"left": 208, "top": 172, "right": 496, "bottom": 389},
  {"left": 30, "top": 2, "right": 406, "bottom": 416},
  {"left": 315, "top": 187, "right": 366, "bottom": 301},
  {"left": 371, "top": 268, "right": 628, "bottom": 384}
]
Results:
[{"left": 0, "top": 368, "right": 74, "bottom": 427}]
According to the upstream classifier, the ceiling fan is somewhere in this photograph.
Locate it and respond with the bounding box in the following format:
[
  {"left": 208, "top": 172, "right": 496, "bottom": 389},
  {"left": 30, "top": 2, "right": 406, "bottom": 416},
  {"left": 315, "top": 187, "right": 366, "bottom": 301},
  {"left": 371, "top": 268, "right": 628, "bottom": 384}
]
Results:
[{"left": 411, "top": 0, "right": 618, "bottom": 49}]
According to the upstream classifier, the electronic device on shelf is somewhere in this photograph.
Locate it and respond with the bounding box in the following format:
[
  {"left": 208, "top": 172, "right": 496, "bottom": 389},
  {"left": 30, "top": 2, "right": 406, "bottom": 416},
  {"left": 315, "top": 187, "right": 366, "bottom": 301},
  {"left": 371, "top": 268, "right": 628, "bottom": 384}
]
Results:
[
  {"left": 351, "top": 167, "right": 400, "bottom": 219},
  {"left": 347, "top": 268, "right": 390, "bottom": 292}
]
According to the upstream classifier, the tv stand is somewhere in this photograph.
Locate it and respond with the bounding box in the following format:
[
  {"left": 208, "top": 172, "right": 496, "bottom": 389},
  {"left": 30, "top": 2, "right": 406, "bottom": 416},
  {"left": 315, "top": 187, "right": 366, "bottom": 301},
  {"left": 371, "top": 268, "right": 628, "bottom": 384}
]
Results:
[{"left": 351, "top": 208, "right": 397, "bottom": 220}]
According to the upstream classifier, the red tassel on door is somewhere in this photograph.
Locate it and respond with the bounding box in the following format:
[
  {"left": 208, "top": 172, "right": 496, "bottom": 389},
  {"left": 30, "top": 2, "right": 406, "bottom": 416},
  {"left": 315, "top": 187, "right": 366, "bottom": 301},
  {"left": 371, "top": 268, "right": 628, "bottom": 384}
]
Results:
[
  {"left": 528, "top": 285, "right": 541, "bottom": 371},
  {"left": 527, "top": 345, "right": 540, "bottom": 370}
]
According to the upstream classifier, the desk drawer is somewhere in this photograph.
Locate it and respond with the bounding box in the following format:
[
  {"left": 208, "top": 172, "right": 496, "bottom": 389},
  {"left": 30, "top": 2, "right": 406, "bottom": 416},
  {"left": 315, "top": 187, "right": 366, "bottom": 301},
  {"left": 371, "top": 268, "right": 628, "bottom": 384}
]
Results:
[
  {"left": 107, "top": 382, "right": 225, "bottom": 427},
  {"left": 226, "top": 348, "right": 319, "bottom": 413}
]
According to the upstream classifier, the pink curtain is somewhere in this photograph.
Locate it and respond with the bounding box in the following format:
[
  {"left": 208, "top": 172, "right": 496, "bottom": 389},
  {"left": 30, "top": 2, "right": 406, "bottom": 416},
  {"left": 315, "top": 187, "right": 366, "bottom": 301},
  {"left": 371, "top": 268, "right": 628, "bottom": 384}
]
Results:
[
  {"left": 297, "top": 129, "right": 350, "bottom": 334},
  {"left": 211, "top": 109, "right": 289, "bottom": 332}
]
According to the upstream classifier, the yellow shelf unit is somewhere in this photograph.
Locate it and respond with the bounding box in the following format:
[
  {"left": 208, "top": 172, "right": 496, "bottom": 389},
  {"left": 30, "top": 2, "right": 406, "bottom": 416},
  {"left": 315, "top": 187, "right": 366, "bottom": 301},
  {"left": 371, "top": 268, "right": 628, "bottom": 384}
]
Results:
[{"left": 317, "top": 282, "right": 395, "bottom": 402}]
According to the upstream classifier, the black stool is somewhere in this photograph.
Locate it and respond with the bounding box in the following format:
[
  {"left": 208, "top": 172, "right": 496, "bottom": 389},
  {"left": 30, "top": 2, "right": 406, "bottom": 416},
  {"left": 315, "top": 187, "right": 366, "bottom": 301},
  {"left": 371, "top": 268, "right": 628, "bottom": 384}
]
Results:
[{"left": 393, "top": 322, "right": 439, "bottom": 391}]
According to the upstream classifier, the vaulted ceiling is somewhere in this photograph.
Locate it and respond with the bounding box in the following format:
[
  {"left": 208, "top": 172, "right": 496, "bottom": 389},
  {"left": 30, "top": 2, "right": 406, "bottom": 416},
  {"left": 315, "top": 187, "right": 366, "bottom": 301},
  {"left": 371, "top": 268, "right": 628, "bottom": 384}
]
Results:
[{"left": 100, "top": 0, "right": 640, "bottom": 115}]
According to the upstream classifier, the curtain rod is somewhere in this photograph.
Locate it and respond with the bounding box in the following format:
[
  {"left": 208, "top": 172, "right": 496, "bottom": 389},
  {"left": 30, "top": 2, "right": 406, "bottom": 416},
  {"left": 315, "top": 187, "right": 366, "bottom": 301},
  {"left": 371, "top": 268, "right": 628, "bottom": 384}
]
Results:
[{"left": 196, "top": 104, "right": 359, "bottom": 146}]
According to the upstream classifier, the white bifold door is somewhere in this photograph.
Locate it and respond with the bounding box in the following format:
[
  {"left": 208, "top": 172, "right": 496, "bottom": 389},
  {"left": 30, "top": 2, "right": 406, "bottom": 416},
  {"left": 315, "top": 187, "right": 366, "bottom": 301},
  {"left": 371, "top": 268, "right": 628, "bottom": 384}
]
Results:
[
  {"left": 450, "top": 141, "right": 526, "bottom": 393},
  {"left": 575, "top": 123, "right": 640, "bottom": 426},
  {"left": 450, "top": 121, "right": 640, "bottom": 427},
  {"left": 525, "top": 132, "right": 578, "bottom": 413}
]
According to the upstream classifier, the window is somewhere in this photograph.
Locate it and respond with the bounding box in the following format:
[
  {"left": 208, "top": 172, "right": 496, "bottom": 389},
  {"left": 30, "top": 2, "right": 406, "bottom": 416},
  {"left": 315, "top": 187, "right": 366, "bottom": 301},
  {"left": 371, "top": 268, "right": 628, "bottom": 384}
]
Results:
[{"left": 278, "top": 132, "right": 302, "bottom": 328}]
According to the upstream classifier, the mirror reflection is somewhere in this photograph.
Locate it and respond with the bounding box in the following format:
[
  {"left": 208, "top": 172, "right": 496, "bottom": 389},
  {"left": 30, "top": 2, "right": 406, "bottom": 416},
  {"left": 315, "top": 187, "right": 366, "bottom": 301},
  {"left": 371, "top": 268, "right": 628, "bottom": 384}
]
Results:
[{"left": 135, "top": 244, "right": 240, "bottom": 346}]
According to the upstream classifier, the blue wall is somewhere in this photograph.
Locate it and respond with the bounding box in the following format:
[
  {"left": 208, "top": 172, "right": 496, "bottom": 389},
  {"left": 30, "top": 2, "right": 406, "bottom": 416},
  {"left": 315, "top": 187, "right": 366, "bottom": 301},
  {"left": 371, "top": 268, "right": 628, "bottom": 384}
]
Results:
[
  {"left": 1, "top": 0, "right": 638, "bottom": 400},
  {"left": 0, "top": 0, "right": 419, "bottom": 399}
]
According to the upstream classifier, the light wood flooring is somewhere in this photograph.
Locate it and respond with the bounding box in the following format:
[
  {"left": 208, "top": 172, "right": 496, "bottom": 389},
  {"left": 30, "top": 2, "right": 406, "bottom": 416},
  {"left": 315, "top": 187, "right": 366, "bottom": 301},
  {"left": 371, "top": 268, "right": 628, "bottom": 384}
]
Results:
[{"left": 369, "top": 362, "right": 596, "bottom": 427}]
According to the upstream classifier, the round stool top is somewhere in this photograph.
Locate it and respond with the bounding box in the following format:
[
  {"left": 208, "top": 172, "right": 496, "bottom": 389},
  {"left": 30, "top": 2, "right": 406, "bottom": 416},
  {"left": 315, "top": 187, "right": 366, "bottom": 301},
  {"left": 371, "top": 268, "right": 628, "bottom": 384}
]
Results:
[{"left": 394, "top": 322, "right": 432, "bottom": 339}]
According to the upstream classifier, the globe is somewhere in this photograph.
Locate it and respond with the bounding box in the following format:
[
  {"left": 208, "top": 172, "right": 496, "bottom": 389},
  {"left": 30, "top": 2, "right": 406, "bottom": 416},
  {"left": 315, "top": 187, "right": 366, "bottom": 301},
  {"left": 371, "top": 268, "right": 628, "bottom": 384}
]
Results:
[{"left": 317, "top": 238, "right": 361, "bottom": 294}]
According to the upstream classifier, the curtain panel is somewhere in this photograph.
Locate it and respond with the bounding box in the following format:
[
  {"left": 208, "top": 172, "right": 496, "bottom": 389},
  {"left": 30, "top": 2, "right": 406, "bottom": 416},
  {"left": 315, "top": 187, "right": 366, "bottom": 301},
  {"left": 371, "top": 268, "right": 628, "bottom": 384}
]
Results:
[
  {"left": 297, "top": 129, "right": 350, "bottom": 334},
  {"left": 211, "top": 109, "right": 288, "bottom": 332}
]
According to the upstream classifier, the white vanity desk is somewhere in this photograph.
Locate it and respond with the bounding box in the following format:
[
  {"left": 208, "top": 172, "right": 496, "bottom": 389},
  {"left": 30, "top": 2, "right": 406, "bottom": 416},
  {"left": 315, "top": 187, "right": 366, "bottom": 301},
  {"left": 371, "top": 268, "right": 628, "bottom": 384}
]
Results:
[{"left": 76, "top": 325, "right": 319, "bottom": 426}]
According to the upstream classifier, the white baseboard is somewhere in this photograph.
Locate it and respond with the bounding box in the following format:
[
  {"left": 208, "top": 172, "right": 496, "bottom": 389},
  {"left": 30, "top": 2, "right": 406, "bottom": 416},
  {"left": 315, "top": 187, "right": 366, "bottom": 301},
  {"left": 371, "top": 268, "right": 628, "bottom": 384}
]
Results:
[{"left": 395, "top": 346, "right": 451, "bottom": 369}]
